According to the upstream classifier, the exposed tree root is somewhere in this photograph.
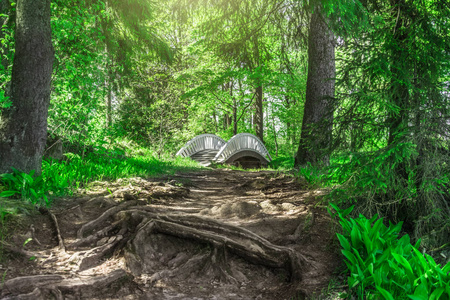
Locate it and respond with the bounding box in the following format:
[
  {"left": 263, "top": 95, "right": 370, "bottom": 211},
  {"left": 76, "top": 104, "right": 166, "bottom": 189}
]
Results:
[
  {"left": 69, "top": 218, "right": 124, "bottom": 249},
  {"left": 29, "top": 225, "right": 42, "bottom": 246},
  {"left": 77, "top": 200, "right": 138, "bottom": 239},
  {"left": 118, "top": 208, "right": 306, "bottom": 282},
  {"left": 1, "top": 269, "right": 130, "bottom": 299},
  {"left": 2, "top": 200, "right": 307, "bottom": 298},
  {"left": 49, "top": 211, "right": 65, "bottom": 252},
  {"left": 1, "top": 275, "right": 64, "bottom": 296},
  {"left": 0, "top": 240, "right": 40, "bottom": 259}
]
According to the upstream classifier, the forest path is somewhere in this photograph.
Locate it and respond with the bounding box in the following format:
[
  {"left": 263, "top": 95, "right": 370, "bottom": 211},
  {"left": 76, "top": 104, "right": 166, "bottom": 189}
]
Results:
[{"left": 0, "top": 169, "right": 340, "bottom": 299}]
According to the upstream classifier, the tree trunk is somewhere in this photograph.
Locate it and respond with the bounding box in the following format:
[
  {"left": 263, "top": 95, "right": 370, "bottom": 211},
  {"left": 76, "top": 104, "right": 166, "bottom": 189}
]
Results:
[
  {"left": 254, "top": 85, "right": 263, "bottom": 141},
  {"left": 294, "top": 7, "right": 335, "bottom": 167},
  {"left": 387, "top": 0, "right": 409, "bottom": 149},
  {"left": 224, "top": 114, "right": 231, "bottom": 130},
  {"left": 107, "top": 68, "right": 113, "bottom": 128},
  {"left": 229, "top": 81, "right": 238, "bottom": 135},
  {"left": 233, "top": 106, "right": 237, "bottom": 135},
  {"left": 271, "top": 106, "right": 279, "bottom": 157},
  {"left": 0, "top": 0, "right": 54, "bottom": 175}
]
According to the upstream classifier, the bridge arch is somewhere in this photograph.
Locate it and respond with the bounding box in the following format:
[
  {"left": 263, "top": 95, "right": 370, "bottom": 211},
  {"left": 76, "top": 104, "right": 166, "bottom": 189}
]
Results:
[
  {"left": 176, "top": 134, "right": 226, "bottom": 158},
  {"left": 213, "top": 133, "right": 272, "bottom": 167},
  {"left": 177, "top": 133, "right": 271, "bottom": 168}
]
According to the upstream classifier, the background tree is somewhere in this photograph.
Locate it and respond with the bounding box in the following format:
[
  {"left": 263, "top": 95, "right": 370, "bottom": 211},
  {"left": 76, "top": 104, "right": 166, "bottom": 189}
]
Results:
[
  {"left": 294, "top": 3, "right": 335, "bottom": 167},
  {"left": 328, "top": 0, "right": 450, "bottom": 246},
  {"left": 0, "top": 0, "right": 53, "bottom": 174}
]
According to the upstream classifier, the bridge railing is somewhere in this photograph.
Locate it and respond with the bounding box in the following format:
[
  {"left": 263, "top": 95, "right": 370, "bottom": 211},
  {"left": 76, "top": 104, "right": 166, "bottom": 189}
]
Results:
[
  {"left": 176, "top": 134, "right": 226, "bottom": 158},
  {"left": 213, "top": 133, "right": 272, "bottom": 163}
]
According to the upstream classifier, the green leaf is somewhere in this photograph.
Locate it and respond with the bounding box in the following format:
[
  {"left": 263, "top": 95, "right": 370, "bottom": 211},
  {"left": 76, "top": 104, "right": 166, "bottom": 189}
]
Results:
[
  {"left": 412, "top": 247, "right": 428, "bottom": 271},
  {"left": 373, "top": 268, "right": 383, "bottom": 286},
  {"left": 337, "top": 233, "right": 351, "bottom": 251},
  {"left": 371, "top": 218, "right": 384, "bottom": 238},
  {"left": 341, "top": 249, "right": 358, "bottom": 265},
  {"left": 350, "top": 224, "right": 362, "bottom": 249},
  {"left": 392, "top": 253, "right": 415, "bottom": 282},
  {"left": 22, "top": 173, "right": 34, "bottom": 185},
  {"left": 23, "top": 238, "right": 32, "bottom": 247},
  {"left": 0, "top": 190, "right": 18, "bottom": 197},
  {"left": 429, "top": 287, "right": 444, "bottom": 300},
  {"left": 341, "top": 205, "right": 355, "bottom": 218},
  {"left": 376, "top": 286, "right": 395, "bottom": 300},
  {"left": 30, "top": 188, "right": 38, "bottom": 198},
  {"left": 408, "top": 282, "right": 429, "bottom": 300}
]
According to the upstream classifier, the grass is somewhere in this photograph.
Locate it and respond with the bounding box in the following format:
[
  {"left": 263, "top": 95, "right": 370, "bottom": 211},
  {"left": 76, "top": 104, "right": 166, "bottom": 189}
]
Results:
[
  {"left": 0, "top": 144, "right": 204, "bottom": 260},
  {"left": 0, "top": 146, "right": 203, "bottom": 208}
]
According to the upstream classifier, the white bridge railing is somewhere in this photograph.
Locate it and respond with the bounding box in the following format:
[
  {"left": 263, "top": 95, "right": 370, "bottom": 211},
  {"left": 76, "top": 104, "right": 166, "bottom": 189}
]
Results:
[
  {"left": 176, "top": 134, "right": 226, "bottom": 158},
  {"left": 213, "top": 133, "right": 272, "bottom": 163}
]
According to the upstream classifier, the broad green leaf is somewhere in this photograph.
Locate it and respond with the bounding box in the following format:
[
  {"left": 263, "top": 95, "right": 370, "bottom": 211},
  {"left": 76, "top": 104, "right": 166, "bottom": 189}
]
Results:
[
  {"left": 350, "top": 226, "right": 362, "bottom": 249},
  {"left": 342, "top": 249, "right": 358, "bottom": 265},
  {"left": 412, "top": 247, "right": 428, "bottom": 271},
  {"left": 22, "top": 173, "right": 34, "bottom": 184},
  {"left": 429, "top": 287, "right": 444, "bottom": 300},
  {"left": 341, "top": 205, "right": 355, "bottom": 218},
  {"left": 376, "top": 286, "right": 395, "bottom": 300},
  {"left": 337, "top": 234, "right": 351, "bottom": 251},
  {"left": 371, "top": 218, "right": 384, "bottom": 238},
  {"left": 392, "top": 253, "right": 415, "bottom": 282},
  {"left": 30, "top": 188, "right": 38, "bottom": 198},
  {"left": 408, "top": 282, "right": 428, "bottom": 300},
  {"left": 373, "top": 269, "right": 382, "bottom": 286},
  {"left": 0, "top": 190, "right": 18, "bottom": 197}
]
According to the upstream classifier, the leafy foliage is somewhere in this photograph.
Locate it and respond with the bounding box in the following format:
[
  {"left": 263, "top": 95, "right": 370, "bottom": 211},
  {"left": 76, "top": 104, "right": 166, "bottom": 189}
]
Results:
[{"left": 330, "top": 203, "right": 450, "bottom": 299}]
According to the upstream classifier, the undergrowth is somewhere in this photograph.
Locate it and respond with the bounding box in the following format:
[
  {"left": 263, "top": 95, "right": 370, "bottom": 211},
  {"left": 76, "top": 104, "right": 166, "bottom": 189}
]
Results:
[
  {"left": 0, "top": 146, "right": 202, "bottom": 209},
  {"left": 330, "top": 204, "right": 450, "bottom": 299},
  {"left": 295, "top": 146, "right": 450, "bottom": 251}
]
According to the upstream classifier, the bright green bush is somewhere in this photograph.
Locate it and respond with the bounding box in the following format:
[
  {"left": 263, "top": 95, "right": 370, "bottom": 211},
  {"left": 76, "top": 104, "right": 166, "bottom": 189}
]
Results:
[{"left": 330, "top": 203, "right": 450, "bottom": 300}]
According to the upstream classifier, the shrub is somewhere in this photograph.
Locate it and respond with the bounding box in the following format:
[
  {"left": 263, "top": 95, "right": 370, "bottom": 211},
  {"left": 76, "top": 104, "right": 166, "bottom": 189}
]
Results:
[{"left": 329, "top": 203, "right": 450, "bottom": 299}]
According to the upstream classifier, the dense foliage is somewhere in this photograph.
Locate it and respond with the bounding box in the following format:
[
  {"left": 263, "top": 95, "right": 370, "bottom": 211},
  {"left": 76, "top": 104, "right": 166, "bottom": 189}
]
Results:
[
  {"left": 327, "top": 0, "right": 450, "bottom": 248},
  {"left": 331, "top": 203, "right": 450, "bottom": 299}
]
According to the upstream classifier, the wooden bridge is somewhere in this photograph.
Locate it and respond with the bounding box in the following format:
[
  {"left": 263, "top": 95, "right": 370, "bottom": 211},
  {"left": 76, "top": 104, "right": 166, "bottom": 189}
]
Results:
[{"left": 176, "top": 133, "right": 272, "bottom": 168}]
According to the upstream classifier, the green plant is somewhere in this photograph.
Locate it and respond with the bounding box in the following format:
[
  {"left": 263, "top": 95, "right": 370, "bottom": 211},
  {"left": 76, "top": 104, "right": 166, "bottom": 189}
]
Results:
[
  {"left": 0, "top": 168, "right": 49, "bottom": 206},
  {"left": 298, "top": 162, "right": 327, "bottom": 186},
  {"left": 0, "top": 146, "right": 203, "bottom": 209},
  {"left": 0, "top": 90, "right": 11, "bottom": 110},
  {"left": 329, "top": 203, "right": 450, "bottom": 299}
]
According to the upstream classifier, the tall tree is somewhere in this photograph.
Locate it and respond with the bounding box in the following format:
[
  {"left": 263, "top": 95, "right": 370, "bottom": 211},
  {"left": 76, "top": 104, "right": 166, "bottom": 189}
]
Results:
[
  {"left": 329, "top": 0, "right": 450, "bottom": 246},
  {"left": 0, "top": 0, "right": 54, "bottom": 174},
  {"left": 295, "top": 5, "right": 335, "bottom": 167}
]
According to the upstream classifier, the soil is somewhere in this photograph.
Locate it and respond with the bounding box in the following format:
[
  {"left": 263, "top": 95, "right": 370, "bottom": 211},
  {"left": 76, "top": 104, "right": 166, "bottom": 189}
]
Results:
[{"left": 0, "top": 169, "right": 341, "bottom": 299}]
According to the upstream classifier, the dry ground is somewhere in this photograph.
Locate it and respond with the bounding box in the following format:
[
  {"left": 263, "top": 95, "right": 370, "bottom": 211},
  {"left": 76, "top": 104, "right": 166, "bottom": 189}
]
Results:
[{"left": 0, "top": 169, "right": 341, "bottom": 299}]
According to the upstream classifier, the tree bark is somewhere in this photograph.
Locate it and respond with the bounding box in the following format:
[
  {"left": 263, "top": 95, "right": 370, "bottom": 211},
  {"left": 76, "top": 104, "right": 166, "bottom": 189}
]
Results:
[
  {"left": 0, "top": 0, "right": 54, "bottom": 175},
  {"left": 295, "top": 7, "right": 335, "bottom": 167},
  {"left": 254, "top": 85, "right": 263, "bottom": 141},
  {"left": 229, "top": 81, "right": 238, "bottom": 135}
]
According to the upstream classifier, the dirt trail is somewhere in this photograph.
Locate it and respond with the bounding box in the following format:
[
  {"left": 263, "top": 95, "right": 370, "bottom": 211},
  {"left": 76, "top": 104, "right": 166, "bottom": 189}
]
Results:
[{"left": 0, "top": 169, "right": 340, "bottom": 299}]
